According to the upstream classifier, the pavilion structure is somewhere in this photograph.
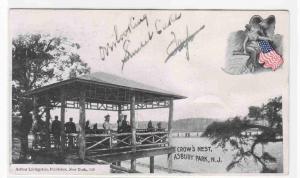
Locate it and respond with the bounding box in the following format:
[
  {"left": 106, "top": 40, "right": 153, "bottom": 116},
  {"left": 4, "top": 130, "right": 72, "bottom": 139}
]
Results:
[{"left": 25, "top": 72, "right": 186, "bottom": 173}]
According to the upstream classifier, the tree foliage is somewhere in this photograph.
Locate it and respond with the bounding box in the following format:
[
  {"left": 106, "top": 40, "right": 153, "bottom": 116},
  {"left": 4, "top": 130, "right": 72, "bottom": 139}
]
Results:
[
  {"left": 12, "top": 33, "right": 90, "bottom": 160},
  {"left": 12, "top": 33, "right": 90, "bottom": 115},
  {"left": 202, "top": 96, "right": 282, "bottom": 173}
]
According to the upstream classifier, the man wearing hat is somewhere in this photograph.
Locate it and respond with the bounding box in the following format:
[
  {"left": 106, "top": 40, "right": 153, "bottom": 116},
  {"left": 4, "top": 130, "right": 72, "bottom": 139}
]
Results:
[{"left": 103, "top": 114, "right": 111, "bottom": 134}]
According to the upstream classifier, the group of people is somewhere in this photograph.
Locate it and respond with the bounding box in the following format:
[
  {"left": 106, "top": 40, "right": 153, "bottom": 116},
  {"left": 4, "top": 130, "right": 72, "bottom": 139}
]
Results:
[
  {"left": 147, "top": 120, "right": 164, "bottom": 132},
  {"left": 117, "top": 114, "right": 131, "bottom": 133},
  {"left": 51, "top": 116, "right": 77, "bottom": 149},
  {"left": 31, "top": 115, "right": 77, "bottom": 149},
  {"left": 32, "top": 113, "right": 165, "bottom": 149},
  {"left": 84, "top": 114, "right": 131, "bottom": 134}
]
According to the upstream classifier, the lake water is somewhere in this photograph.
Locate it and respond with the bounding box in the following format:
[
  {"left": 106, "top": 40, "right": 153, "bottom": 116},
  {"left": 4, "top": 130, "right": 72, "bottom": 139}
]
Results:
[{"left": 121, "top": 135, "right": 283, "bottom": 173}]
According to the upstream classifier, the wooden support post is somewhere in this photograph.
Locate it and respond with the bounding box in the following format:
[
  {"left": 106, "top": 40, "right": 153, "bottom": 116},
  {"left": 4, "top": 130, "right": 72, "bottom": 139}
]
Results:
[
  {"left": 60, "top": 89, "right": 66, "bottom": 152},
  {"left": 78, "top": 89, "right": 86, "bottom": 161},
  {"left": 117, "top": 104, "right": 122, "bottom": 133},
  {"left": 150, "top": 156, "right": 154, "bottom": 173},
  {"left": 31, "top": 95, "right": 38, "bottom": 153},
  {"left": 45, "top": 94, "right": 51, "bottom": 150},
  {"left": 168, "top": 99, "right": 174, "bottom": 173},
  {"left": 118, "top": 104, "right": 122, "bottom": 119},
  {"left": 32, "top": 95, "right": 38, "bottom": 122},
  {"left": 130, "top": 159, "right": 136, "bottom": 172},
  {"left": 115, "top": 104, "right": 122, "bottom": 166},
  {"left": 130, "top": 94, "right": 136, "bottom": 172}
]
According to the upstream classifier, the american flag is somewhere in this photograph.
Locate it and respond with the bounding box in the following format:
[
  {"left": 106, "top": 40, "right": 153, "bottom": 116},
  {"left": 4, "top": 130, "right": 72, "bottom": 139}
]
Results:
[{"left": 258, "top": 40, "right": 283, "bottom": 71}]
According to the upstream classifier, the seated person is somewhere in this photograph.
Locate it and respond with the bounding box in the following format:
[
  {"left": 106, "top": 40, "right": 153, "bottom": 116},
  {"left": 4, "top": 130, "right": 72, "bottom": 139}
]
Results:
[
  {"left": 92, "top": 123, "right": 99, "bottom": 134},
  {"left": 121, "top": 115, "right": 131, "bottom": 133},
  {"left": 85, "top": 120, "right": 92, "bottom": 134},
  {"left": 117, "top": 114, "right": 123, "bottom": 133},
  {"left": 147, "top": 120, "right": 154, "bottom": 132},
  {"left": 157, "top": 122, "right": 165, "bottom": 131}
]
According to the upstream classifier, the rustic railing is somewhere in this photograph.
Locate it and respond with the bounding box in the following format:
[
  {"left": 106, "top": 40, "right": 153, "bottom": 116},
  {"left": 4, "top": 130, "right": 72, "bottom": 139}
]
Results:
[
  {"left": 136, "top": 132, "right": 168, "bottom": 144},
  {"left": 31, "top": 131, "right": 168, "bottom": 152},
  {"left": 85, "top": 131, "right": 169, "bottom": 154},
  {"left": 30, "top": 132, "right": 78, "bottom": 150}
]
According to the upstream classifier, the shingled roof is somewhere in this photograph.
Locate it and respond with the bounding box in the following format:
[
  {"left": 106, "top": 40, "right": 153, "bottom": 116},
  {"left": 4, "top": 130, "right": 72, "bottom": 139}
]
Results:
[{"left": 26, "top": 72, "right": 186, "bottom": 100}]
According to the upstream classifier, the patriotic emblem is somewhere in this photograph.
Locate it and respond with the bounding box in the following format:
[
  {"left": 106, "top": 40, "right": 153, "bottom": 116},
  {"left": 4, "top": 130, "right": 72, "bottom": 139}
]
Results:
[{"left": 258, "top": 40, "right": 284, "bottom": 71}]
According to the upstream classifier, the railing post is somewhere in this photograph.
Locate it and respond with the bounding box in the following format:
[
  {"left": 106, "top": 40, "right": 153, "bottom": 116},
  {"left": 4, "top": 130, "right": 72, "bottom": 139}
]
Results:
[
  {"left": 109, "top": 133, "right": 112, "bottom": 149},
  {"left": 168, "top": 99, "right": 174, "bottom": 173},
  {"left": 78, "top": 88, "right": 86, "bottom": 161},
  {"left": 130, "top": 94, "right": 136, "bottom": 172},
  {"left": 152, "top": 133, "right": 155, "bottom": 143}
]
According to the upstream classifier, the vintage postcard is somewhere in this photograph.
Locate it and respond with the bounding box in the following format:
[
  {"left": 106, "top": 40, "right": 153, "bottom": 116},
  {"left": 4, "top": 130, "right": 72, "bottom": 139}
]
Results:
[{"left": 9, "top": 9, "right": 289, "bottom": 175}]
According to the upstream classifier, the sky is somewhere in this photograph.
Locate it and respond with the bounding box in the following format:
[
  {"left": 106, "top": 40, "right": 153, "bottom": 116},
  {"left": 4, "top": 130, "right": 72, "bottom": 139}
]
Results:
[{"left": 10, "top": 10, "right": 289, "bottom": 124}]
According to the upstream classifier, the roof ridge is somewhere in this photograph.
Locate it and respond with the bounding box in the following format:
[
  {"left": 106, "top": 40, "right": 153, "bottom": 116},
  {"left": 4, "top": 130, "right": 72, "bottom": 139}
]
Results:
[
  {"left": 77, "top": 71, "right": 181, "bottom": 96},
  {"left": 25, "top": 71, "right": 186, "bottom": 99}
]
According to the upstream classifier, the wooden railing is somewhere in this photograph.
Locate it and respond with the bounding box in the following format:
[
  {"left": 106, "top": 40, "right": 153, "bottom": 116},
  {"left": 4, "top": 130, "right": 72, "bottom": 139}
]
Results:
[
  {"left": 136, "top": 132, "right": 168, "bottom": 144},
  {"left": 85, "top": 131, "right": 169, "bottom": 153},
  {"left": 31, "top": 133, "right": 78, "bottom": 150},
  {"left": 31, "top": 131, "right": 168, "bottom": 152}
]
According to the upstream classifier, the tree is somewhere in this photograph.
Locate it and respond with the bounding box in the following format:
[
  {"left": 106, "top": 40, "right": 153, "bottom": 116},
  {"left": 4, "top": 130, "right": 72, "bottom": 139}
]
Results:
[
  {"left": 12, "top": 34, "right": 90, "bottom": 161},
  {"left": 248, "top": 106, "right": 261, "bottom": 120},
  {"left": 202, "top": 96, "right": 283, "bottom": 173}
]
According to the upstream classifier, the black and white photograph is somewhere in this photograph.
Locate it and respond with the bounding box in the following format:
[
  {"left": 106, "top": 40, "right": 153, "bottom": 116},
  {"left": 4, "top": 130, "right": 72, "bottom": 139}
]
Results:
[{"left": 9, "top": 9, "right": 289, "bottom": 174}]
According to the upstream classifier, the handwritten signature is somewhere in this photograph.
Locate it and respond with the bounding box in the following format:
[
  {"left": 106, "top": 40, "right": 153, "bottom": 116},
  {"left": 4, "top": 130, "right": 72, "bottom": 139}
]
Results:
[
  {"left": 121, "top": 13, "right": 182, "bottom": 70},
  {"left": 99, "top": 14, "right": 149, "bottom": 61},
  {"left": 165, "top": 25, "right": 205, "bottom": 63},
  {"left": 98, "top": 13, "right": 182, "bottom": 70}
]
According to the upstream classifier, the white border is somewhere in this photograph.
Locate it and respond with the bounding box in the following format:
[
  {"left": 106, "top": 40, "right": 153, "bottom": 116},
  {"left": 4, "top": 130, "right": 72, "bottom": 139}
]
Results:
[{"left": 1, "top": 0, "right": 298, "bottom": 178}]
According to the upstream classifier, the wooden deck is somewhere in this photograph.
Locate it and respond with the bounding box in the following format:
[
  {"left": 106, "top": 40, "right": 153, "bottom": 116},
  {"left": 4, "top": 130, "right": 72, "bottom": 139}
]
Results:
[
  {"left": 31, "top": 131, "right": 173, "bottom": 163},
  {"left": 87, "top": 146, "right": 175, "bottom": 163}
]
